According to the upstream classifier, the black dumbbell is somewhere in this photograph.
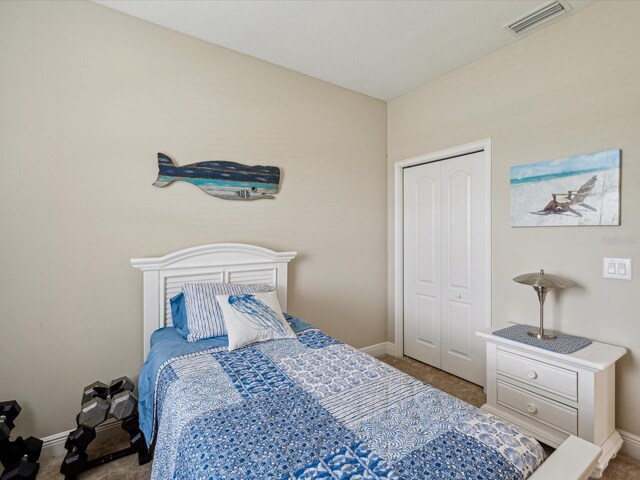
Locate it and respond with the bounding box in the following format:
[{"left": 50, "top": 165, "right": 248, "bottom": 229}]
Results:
[
  {"left": 22, "top": 437, "right": 42, "bottom": 464},
  {"left": 108, "top": 377, "right": 134, "bottom": 396},
  {"left": 1, "top": 455, "right": 39, "bottom": 480},
  {"left": 64, "top": 427, "right": 95, "bottom": 451},
  {"left": 81, "top": 382, "right": 108, "bottom": 404},
  {"left": 77, "top": 398, "right": 109, "bottom": 429},
  {"left": 0, "top": 437, "right": 24, "bottom": 468},
  {"left": 109, "top": 391, "right": 138, "bottom": 421},
  {"left": 0, "top": 436, "right": 41, "bottom": 470},
  {"left": 59, "top": 449, "right": 87, "bottom": 478},
  {"left": 0, "top": 402, "right": 21, "bottom": 443}
]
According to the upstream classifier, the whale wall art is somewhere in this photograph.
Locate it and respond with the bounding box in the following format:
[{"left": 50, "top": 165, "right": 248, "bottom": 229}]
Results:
[{"left": 153, "top": 153, "right": 281, "bottom": 201}]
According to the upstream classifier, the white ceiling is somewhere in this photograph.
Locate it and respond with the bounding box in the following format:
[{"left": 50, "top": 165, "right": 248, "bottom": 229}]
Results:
[{"left": 94, "top": 0, "right": 593, "bottom": 101}]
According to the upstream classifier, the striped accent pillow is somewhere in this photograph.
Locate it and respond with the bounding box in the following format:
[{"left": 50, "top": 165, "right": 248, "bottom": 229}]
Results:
[{"left": 181, "top": 283, "right": 274, "bottom": 342}]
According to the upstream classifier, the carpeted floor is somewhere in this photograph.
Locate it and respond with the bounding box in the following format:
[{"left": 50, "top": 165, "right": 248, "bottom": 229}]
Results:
[{"left": 38, "top": 354, "right": 640, "bottom": 479}]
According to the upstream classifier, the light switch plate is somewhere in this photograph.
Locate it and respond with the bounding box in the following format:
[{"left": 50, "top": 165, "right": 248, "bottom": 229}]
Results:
[{"left": 602, "top": 258, "right": 632, "bottom": 280}]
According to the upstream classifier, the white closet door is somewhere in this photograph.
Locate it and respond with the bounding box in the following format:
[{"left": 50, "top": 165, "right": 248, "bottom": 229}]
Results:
[
  {"left": 403, "top": 161, "right": 442, "bottom": 368},
  {"left": 440, "top": 152, "right": 486, "bottom": 386},
  {"left": 403, "top": 151, "right": 487, "bottom": 386}
]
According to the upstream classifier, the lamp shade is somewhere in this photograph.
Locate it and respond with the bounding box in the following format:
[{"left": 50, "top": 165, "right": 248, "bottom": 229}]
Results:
[{"left": 513, "top": 269, "right": 574, "bottom": 289}]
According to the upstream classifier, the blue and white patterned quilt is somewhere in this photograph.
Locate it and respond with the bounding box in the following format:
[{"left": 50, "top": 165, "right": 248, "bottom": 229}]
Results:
[{"left": 149, "top": 328, "right": 545, "bottom": 479}]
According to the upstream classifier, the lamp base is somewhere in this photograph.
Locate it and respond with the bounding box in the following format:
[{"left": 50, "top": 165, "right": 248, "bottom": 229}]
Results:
[{"left": 528, "top": 329, "right": 558, "bottom": 340}]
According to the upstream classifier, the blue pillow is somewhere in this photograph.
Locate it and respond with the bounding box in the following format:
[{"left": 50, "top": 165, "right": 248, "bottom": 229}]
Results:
[
  {"left": 170, "top": 292, "right": 190, "bottom": 338},
  {"left": 180, "top": 283, "right": 274, "bottom": 342}
]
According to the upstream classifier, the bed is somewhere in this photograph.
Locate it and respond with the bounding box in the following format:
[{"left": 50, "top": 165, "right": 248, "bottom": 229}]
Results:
[{"left": 131, "top": 243, "right": 601, "bottom": 480}]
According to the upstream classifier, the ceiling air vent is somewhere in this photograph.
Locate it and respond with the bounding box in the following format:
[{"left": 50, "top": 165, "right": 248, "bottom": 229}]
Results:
[{"left": 505, "top": 1, "right": 573, "bottom": 36}]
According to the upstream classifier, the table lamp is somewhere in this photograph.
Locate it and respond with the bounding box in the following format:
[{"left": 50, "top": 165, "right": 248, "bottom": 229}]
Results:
[{"left": 513, "top": 269, "right": 574, "bottom": 340}]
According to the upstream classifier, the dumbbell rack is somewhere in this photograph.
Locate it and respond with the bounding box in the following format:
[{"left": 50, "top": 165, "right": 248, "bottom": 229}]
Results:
[
  {"left": 60, "top": 377, "right": 150, "bottom": 480},
  {"left": 0, "top": 400, "right": 42, "bottom": 480}
]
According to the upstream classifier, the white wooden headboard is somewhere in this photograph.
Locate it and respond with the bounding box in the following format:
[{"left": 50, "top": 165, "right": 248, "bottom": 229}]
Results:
[{"left": 131, "top": 243, "right": 297, "bottom": 359}]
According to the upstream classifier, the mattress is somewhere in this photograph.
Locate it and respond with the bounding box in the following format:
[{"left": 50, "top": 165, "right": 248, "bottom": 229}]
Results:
[{"left": 139, "top": 319, "right": 546, "bottom": 479}]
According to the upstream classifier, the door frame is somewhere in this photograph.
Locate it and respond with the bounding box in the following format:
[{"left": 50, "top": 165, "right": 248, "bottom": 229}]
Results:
[{"left": 393, "top": 138, "right": 492, "bottom": 358}]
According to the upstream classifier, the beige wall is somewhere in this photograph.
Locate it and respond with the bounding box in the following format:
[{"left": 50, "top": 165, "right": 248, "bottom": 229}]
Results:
[
  {"left": 0, "top": 1, "right": 387, "bottom": 439},
  {"left": 388, "top": 1, "right": 640, "bottom": 437}
]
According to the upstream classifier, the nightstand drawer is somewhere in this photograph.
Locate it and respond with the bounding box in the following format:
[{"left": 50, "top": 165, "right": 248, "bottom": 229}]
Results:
[
  {"left": 497, "top": 348, "right": 577, "bottom": 401},
  {"left": 497, "top": 380, "right": 578, "bottom": 435}
]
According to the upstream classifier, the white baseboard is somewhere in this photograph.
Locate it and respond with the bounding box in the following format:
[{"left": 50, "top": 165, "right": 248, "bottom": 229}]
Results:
[
  {"left": 40, "top": 419, "right": 123, "bottom": 460},
  {"left": 359, "top": 341, "right": 396, "bottom": 357},
  {"left": 619, "top": 429, "right": 640, "bottom": 460}
]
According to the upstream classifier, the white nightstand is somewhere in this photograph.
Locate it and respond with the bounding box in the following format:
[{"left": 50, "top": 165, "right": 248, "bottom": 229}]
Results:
[{"left": 476, "top": 325, "right": 626, "bottom": 479}]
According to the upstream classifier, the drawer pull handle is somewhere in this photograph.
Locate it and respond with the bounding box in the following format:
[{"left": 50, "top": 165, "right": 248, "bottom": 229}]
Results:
[
  {"left": 527, "top": 370, "right": 538, "bottom": 379},
  {"left": 526, "top": 404, "right": 538, "bottom": 414}
]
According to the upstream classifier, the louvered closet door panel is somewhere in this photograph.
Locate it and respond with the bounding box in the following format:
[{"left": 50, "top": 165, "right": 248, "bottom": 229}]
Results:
[
  {"left": 441, "top": 151, "right": 486, "bottom": 386},
  {"left": 403, "top": 161, "right": 442, "bottom": 367}
]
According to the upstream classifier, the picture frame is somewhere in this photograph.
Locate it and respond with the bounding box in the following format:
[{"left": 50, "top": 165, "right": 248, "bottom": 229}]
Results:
[{"left": 510, "top": 149, "right": 621, "bottom": 227}]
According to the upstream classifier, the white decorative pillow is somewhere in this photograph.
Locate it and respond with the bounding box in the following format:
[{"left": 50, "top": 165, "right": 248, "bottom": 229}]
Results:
[
  {"left": 216, "top": 291, "right": 296, "bottom": 351},
  {"left": 181, "top": 283, "right": 273, "bottom": 342}
]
